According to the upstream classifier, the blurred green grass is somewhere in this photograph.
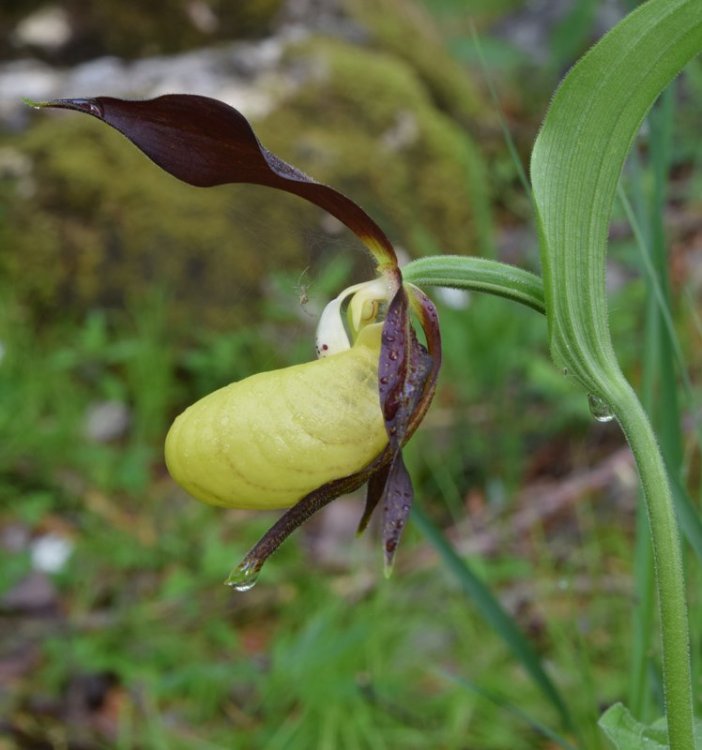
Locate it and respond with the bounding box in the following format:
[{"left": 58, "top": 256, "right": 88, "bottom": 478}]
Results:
[{"left": 0, "top": 252, "right": 659, "bottom": 748}]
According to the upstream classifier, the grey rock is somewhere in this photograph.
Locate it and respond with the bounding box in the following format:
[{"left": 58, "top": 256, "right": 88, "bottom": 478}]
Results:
[
  {"left": 83, "top": 400, "right": 131, "bottom": 443},
  {"left": 1, "top": 32, "right": 309, "bottom": 128}
]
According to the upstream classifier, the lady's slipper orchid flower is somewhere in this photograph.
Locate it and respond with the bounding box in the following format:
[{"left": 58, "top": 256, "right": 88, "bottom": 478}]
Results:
[{"left": 34, "top": 94, "right": 441, "bottom": 586}]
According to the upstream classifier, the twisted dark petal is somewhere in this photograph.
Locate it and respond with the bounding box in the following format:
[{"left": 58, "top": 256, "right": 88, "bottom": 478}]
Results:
[
  {"left": 229, "top": 445, "right": 394, "bottom": 584},
  {"left": 378, "top": 287, "right": 411, "bottom": 451},
  {"left": 378, "top": 285, "right": 441, "bottom": 452},
  {"left": 406, "top": 286, "right": 442, "bottom": 437},
  {"left": 38, "top": 94, "right": 397, "bottom": 268},
  {"left": 409, "top": 285, "right": 441, "bottom": 361},
  {"left": 357, "top": 462, "right": 391, "bottom": 534},
  {"left": 371, "top": 284, "right": 440, "bottom": 568},
  {"left": 380, "top": 453, "right": 414, "bottom": 572}
]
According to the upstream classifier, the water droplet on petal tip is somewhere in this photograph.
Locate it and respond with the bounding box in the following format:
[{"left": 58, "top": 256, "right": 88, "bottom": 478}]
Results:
[{"left": 225, "top": 560, "right": 260, "bottom": 592}]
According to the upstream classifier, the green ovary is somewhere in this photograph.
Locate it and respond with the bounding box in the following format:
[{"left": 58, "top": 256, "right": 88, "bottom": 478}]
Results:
[{"left": 165, "top": 325, "right": 387, "bottom": 509}]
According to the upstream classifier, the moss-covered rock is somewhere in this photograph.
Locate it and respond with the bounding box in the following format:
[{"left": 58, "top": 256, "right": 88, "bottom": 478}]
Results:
[
  {"left": 263, "top": 37, "right": 491, "bottom": 254},
  {"left": 3, "top": 115, "right": 321, "bottom": 331},
  {"left": 2, "top": 0, "right": 283, "bottom": 63},
  {"left": 345, "top": 0, "right": 487, "bottom": 127},
  {"left": 3, "top": 34, "right": 490, "bottom": 332}
]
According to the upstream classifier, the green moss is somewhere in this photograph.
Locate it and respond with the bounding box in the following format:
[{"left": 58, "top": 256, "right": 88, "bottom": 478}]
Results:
[
  {"left": 346, "top": 0, "right": 488, "bottom": 126},
  {"left": 265, "top": 37, "right": 491, "bottom": 255},
  {"left": 85, "top": 0, "right": 283, "bottom": 58},
  {"left": 4, "top": 116, "right": 318, "bottom": 331},
  {"left": 1, "top": 0, "right": 283, "bottom": 62},
  {"left": 4, "top": 36, "right": 491, "bottom": 332}
]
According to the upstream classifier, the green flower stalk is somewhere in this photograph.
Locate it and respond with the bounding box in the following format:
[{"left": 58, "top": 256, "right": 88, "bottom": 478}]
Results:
[{"left": 531, "top": 1, "right": 702, "bottom": 747}]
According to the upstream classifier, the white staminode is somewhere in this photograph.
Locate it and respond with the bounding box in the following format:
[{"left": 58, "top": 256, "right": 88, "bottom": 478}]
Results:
[{"left": 315, "top": 278, "right": 390, "bottom": 358}]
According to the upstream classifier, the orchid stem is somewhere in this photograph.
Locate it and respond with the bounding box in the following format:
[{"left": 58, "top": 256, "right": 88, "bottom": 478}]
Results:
[
  {"left": 407, "top": 257, "right": 693, "bottom": 748},
  {"left": 402, "top": 256, "right": 545, "bottom": 314},
  {"left": 611, "top": 379, "right": 694, "bottom": 750}
]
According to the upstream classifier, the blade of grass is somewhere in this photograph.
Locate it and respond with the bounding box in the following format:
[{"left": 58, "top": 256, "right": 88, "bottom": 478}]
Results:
[
  {"left": 617, "top": 188, "right": 702, "bottom": 562},
  {"left": 438, "top": 670, "right": 577, "bottom": 750},
  {"left": 622, "top": 86, "right": 699, "bottom": 718},
  {"left": 624, "top": 90, "right": 672, "bottom": 721},
  {"left": 682, "top": 288, "right": 702, "bottom": 341},
  {"left": 410, "top": 503, "right": 573, "bottom": 733},
  {"left": 617, "top": 187, "right": 689, "bottom": 397},
  {"left": 646, "top": 87, "right": 683, "bottom": 467},
  {"left": 629, "top": 487, "right": 656, "bottom": 720},
  {"left": 666, "top": 468, "right": 702, "bottom": 565},
  {"left": 468, "top": 22, "right": 532, "bottom": 203}
]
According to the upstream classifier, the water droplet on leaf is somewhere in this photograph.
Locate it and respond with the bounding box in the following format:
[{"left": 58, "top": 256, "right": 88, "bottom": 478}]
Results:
[{"left": 587, "top": 394, "right": 614, "bottom": 423}]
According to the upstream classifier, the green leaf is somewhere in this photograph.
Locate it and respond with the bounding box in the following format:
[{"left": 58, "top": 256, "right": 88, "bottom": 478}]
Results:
[
  {"left": 531, "top": 0, "right": 702, "bottom": 398},
  {"left": 530, "top": 4, "right": 702, "bottom": 747},
  {"left": 599, "top": 703, "right": 702, "bottom": 750},
  {"left": 411, "top": 503, "right": 572, "bottom": 731},
  {"left": 402, "top": 256, "right": 545, "bottom": 314}
]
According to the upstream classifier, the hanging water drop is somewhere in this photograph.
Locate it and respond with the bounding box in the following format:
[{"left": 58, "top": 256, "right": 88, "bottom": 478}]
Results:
[
  {"left": 587, "top": 394, "right": 614, "bottom": 423},
  {"left": 225, "top": 559, "right": 260, "bottom": 592}
]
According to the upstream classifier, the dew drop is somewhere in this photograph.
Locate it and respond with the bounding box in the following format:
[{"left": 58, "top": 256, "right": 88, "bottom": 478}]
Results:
[
  {"left": 88, "top": 101, "right": 104, "bottom": 117},
  {"left": 225, "top": 559, "right": 260, "bottom": 592},
  {"left": 587, "top": 394, "right": 614, "bottom": 423},
  {"left": 70, "top": 98, "right": 105, "bottom": 117},
  {"left": 380, "top": 376, "right": 389, "bottom": 385},
  {"left": 388, "top": 351, "right": 399, "bottom": 361}
]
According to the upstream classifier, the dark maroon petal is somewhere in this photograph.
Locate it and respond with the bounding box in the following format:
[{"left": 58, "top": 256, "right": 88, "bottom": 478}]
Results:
[
  {"left": 228, "top": 473, "right": 365, "bottom": 587},
  {"left": 378, "top": 284, "right": 440, "bottom": 452},
  {"left": 378, "top": 287, "right": 411, "bottom": 451},
  {"left": 409, "top": 285, "right": 441, "bottom": 361},
  {"left": 37, "top": 94, "right": 397, "bottom": 268},
  {"left": 370, "top": 286, "right": 441, "bottom": 569},
  {"left": 380, "top": 453, "right": 414, "bottom": 572},
  {"left": 357, "top": 462, "right": 391, "bottom": 534},
  {"left": 227, "top": 444, "right": 394, "bottom": 586},
  {"left": 405, "top": 286, "right": 442, "bottom": 437}
]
